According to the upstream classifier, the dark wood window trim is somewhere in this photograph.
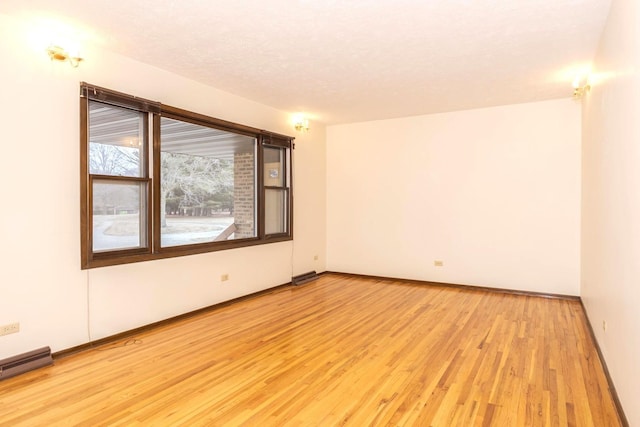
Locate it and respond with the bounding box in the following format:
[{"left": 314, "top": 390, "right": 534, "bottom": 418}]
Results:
[{"left": 80, "top": 83, "right": 293, "bottom": 269}]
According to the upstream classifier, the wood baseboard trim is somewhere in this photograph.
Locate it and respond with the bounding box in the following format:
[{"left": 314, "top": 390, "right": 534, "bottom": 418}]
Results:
[
  {"left": 53, "top": 281, "right": 295, "bottom": 360},
  {"left": 579, "top": 300, "right": 629, "bottom": 427},
  {"left": 325, "top": 271, "right": 581, "bottom": 301}
]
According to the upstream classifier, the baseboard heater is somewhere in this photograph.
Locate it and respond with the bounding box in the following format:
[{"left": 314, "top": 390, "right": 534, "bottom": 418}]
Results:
[
  {"left": 292, "top": 271, "right": 319, "bottom": 286},
  {"left": 0, "top": 347, "right": 53, "bottom": 381}
]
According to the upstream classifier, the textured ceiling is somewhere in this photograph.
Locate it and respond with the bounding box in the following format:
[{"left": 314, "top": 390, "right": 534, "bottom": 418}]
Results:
[{"left": 1, "top": 0, "right": 611, "bottom": 124}]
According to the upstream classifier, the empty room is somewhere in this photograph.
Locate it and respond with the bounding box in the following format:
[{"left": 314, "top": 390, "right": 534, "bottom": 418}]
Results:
[{"left": 0, "top": 0, "right": 637, "bottom": 425}]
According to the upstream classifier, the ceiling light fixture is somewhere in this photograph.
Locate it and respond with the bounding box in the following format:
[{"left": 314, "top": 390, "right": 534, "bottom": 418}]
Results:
[{"left": 46, "top": 45, "right": 83, "bottom": 67}]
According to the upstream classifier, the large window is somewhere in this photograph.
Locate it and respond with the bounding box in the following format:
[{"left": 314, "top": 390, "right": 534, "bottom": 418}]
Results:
[
  {"left": 88, "top": 102, "right": 149, "bottom": 253},
  {"left": 159, "top": 116, "right": 256, "bottom": 247},
  {"left": 80, "top": 83, "right": 293, "bottom": 268}
]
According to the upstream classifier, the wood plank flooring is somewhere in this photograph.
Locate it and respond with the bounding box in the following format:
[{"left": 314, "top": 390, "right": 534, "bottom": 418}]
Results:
[{"left": 0, "top": 274, "right": 622, "bottom": 426}]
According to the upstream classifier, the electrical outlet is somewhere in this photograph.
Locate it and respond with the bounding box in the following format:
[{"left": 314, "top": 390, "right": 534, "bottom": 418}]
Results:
[
  {"left": 221, "top": 274, "right": 229, "bottom": 282},
  {"left": 602, "top": 320, "right": 607, "bottom": 332},
  {"left": 314, "top": 255, "right": 319, "bottom": 261},
  {"left": 0, "top": 322, "right": 20, "bottom": 336},
  {"left": 434, "top": 260, "right": 444, "bottom": 267}
]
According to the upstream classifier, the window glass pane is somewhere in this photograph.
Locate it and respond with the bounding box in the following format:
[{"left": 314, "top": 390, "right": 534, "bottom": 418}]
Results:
[
  {"left": 160, "top": 117, "right": 256, "bottom": 247},
  {"left": 92, "top": 180, "right": 147, "bottom": 252},
  {"left": 89, "top": 101, "right": 145, "bottom": 177},
  {"left": 265, "top": 189, "right": 288, "bottom": 235},
  {"left": 264, "top": 147, "right": 284, "bottom": 187}
]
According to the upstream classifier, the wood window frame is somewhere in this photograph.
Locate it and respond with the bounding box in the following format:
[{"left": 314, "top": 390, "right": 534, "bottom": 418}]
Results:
[
  {"left": 262, "top": 141, "right": 293, "bottom": 238},
  {"left": 80, "top": 83, "right": 293, "bottom": 269}
]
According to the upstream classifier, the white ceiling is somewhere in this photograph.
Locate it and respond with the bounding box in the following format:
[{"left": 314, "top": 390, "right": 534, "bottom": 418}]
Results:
[{"left": 2, "top": 0, "right": 611, "bottom": 124}]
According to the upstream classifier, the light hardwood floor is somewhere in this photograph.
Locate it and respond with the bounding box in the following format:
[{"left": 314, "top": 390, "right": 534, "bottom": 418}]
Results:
[{"left": 0, "top": 274, "right": 622, "bottom": 426}]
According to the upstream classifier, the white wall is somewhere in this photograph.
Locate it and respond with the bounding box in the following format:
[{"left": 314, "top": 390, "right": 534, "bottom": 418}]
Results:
[
  {"left": 581, "top": 0, "right": 640, "bottom": 424},
  {"left": 0, "top": 13, "right": 326, "bottom": 359},
  {"left": 292, "top": 124, "right": 327, "bottom": 276},
  {"left": 327, "top": 99, "right": 581, "bottom": 295}
]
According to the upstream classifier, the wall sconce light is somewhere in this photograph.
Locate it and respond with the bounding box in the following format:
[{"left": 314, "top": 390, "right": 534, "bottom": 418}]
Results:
[
  {"left": 293, "top": 115, "right": 310, "bottom": 132},
  {"left": 572, "top": 75, "right": 591, "bottom": 99},
  {"left": 46, "top": 45, "right": 83, "bottom": 67}
]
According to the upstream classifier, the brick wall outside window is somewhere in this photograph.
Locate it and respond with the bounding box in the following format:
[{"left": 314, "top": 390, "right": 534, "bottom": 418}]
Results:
[{"left": 233, "top": 152, "right": 255, "bottom": 238}]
